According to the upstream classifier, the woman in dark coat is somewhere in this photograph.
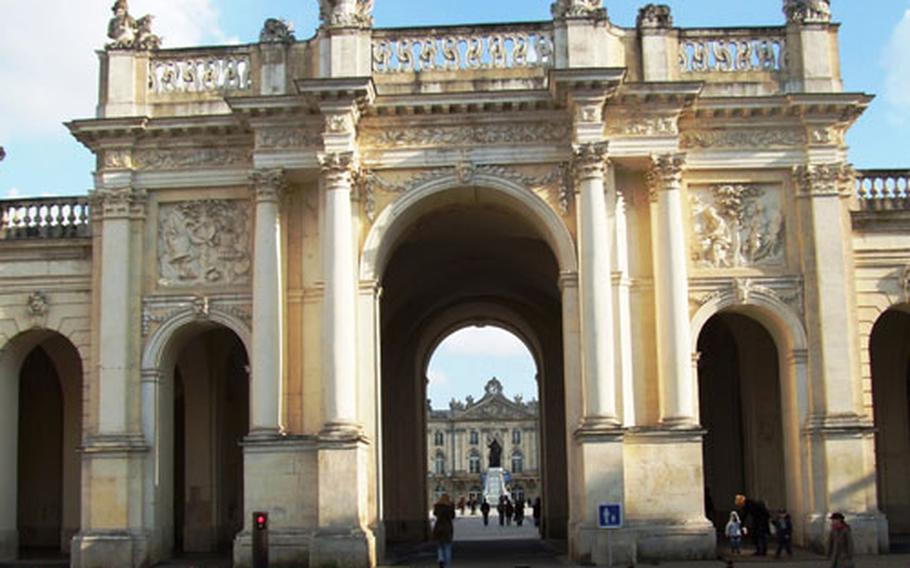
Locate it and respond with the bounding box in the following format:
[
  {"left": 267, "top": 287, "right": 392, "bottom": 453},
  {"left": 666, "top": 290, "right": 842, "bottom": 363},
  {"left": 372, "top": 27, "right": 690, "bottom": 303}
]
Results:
[
  {"left": 827, "top": 512, "right": 854, "bottom": 568},
  {"left": 433, "top": 494, "right": 456, "bottom": 568}
]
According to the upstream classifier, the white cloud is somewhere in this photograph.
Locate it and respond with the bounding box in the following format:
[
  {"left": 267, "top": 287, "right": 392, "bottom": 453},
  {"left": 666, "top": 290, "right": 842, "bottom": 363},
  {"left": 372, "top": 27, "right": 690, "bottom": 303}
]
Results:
[
  {"left": 0, "top": 0, "right": 229, "bottom": 141},
  {"left": 437, "top": 326, "right": 530, "bottom": 358},
  {"left": 5, "top": 187, "right": 21, "bottom": 199},
  {"left": 882, "top": 9, "right": 910, "bottom": 122},
  {"left": 427, "top": 368, "right": 450, "bottom": 386}
]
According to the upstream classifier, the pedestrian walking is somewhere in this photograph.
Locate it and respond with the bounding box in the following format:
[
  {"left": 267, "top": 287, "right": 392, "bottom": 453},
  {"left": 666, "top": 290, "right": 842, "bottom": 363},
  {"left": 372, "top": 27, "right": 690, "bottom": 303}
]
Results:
[
  {"left": 505, "top": 498, "right": 514, "bottom": 526},
  {"left": 497, "top": 497, "right": 505, "bottom": 526},
  {"left": 774, "top": 509, "right": 793, "bottom": 558},
  {"left": 433, "top": 494, "right": 456, "bottom": 568},
  {"left": 480, "top": 499, "right": 490, "bottom": 526},
  {"left": 515, "top": 498, "right": 525, "bottom": 526},
  {"left": 725, "top": 511, "right": 743, "bottom": 555},
  {"left": 532, "top": 497, "right": 542, "bottom": 528},
  {"left": 827, "top": 512, "right": 854, "bottom": 568}
]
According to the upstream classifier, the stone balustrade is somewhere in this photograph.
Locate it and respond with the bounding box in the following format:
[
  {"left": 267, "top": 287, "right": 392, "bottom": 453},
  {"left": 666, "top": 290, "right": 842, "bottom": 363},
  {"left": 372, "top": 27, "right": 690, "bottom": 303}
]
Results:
[
  {"left": 0, "top": 197, "right": 92, "bottom": 240},
  {"left": 856, "top": 170, "right": 910, "bottom": 211},
  {"left": 148, "top": 47, "right": 253, "bottom": 96},
  {"left": 678, "top": 28, "right": 786, "bottom": 76},
  {"left": 371, "top": 24, "right": 555, "bottom": 74}
]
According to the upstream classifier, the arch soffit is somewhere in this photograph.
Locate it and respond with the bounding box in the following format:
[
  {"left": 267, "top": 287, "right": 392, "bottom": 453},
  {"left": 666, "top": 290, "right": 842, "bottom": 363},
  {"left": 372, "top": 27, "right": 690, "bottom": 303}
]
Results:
[
  {"left": 140, "top": 307, "right": 252, "bottom": 372},
  {"left": 0, "top": 327, "right": 86, "bottom": 374},
  {"left": 360, "top": 173, "right": 577, "bottom": 283},
  {"left": 690, "top": 287, "right": 808, "bottom": 353}
]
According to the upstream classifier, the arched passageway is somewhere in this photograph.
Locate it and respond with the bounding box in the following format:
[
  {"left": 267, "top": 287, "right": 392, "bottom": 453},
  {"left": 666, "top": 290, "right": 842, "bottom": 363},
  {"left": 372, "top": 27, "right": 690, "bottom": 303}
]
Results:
[
  {"left": 166, "top": 325, "right": 249, "bottom": 556},
  {"left": 869, "top": 308, "right": 910, "bottom": 539},
  {"left": 697, "top": 312, "right": 787, "bottom": 528},
  {"left": 374, "top": 183, "right": 569, "bottom": 550},
  {"left": 0, "top": 331, "right": 82, "bottom": 561}
]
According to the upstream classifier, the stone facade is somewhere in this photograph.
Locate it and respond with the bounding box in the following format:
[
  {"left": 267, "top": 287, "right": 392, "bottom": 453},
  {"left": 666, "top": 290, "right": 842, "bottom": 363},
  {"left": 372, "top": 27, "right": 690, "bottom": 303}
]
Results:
[
  {"left": 426, "top": 378, "right": 540, "bottom": 505},
  {"left": 1, "top": 1, "right": 910, "bottom": 567}
]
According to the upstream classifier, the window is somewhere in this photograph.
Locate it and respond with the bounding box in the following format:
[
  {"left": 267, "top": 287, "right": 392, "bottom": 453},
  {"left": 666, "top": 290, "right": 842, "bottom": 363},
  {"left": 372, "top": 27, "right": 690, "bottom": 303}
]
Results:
[
  {"left": 434, "top": 431, "right": 444, "bottom": 446},
  {"left": 512, "top": 451, "right": 523, "bottom": 473},
  {"left": 435, "top": 452, "right": 446, "bottom": 475},
  {"left": 470, "top": 430, "right": 479, "bottom": 445},
  {"left": 469, "top": 452, "right": 481, "bottom": 474},
  {"left": 512, "top": 429, "right": 521, "bottom": 445}
]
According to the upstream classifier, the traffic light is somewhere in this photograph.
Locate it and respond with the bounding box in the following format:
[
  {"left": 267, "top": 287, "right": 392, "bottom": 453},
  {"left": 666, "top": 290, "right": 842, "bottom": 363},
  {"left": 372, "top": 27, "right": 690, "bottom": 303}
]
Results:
[{"left": 252, "top": 511, "right": 268, "bottom": 568}]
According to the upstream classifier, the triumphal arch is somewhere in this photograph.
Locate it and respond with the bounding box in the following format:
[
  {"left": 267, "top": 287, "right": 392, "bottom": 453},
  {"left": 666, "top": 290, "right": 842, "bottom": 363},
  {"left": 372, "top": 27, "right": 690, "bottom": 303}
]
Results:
[{"left": 2, "top": 0, "right": 910, "bottom": 566}]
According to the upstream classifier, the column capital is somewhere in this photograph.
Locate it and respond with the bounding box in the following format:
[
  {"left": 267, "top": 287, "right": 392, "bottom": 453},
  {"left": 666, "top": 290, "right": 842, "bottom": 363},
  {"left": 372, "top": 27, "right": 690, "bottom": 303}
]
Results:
[
  {"left": 551, "top": 0, "right": 607, "bottom": 21},
  {"left": 90, "top": 187, "right": 147, "bottom": 219},
  {"left": 250, "top": 168, "right": 288, "bottom": 203},
  {"left": 647, "top": 152, "right": 686, "bottom": 199},
  {"left": 571, "top": 141, "right": 610, "bottom": 181},
  {"left": 783, "top": 0, "right": 831, "bottom": 25},
  {"left": 318, "top": 150, "right": 359, "bottom": 188},
  {"left": 793, "top": 162, "right": 854, "bottom": 198}
]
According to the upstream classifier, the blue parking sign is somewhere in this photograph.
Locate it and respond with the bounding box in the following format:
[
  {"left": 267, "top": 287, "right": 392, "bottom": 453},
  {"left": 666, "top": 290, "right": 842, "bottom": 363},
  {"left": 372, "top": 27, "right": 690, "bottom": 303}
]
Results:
[{"left": 598, "top": 503, "right": 622, "bottom": 529}]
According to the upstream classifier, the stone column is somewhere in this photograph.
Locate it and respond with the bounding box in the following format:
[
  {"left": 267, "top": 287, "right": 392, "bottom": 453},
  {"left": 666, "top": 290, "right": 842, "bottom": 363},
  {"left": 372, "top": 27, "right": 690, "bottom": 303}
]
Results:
[
  {"left": 573, "top": 142, "right": 620, "bottom": 429},
  {"left": 793, "top": 163, "right": 884, "bottom": 551},
  {"left": 75, "top": 187, "right": 150, "bottom": 568},
  {"left": 648, "top": 153, "right": 696, "bottom": 427},
  {"left": 249, "top": 169, "right": 287, "bottom": 437},
  {"left": 318, "top": 151, "right": 361, "bottom": 437}
]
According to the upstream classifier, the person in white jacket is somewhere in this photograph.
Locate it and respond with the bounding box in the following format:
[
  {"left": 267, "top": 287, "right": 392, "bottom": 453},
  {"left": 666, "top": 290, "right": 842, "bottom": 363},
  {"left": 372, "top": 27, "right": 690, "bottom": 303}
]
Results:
[{"left": 725, "top": 511, "right": 743, "bottom": 555}]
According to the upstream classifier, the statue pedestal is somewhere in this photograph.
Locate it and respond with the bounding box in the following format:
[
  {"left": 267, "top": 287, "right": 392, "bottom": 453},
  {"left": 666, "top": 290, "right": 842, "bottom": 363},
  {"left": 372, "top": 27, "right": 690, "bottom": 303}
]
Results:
[{"left": 483, "top": 467, "right": 509, "bottom": 504}]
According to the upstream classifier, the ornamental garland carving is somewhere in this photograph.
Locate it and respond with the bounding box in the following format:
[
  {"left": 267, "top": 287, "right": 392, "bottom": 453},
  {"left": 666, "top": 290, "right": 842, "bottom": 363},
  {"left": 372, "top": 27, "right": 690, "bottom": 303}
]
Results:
[
  {"left": 689, "top": 278, "right": 804, "bottom": 319},
  {"left": 157, "top": 200, "right": 252, "bottom": 288},
  {"left": 141, "top": 295, "right": 251, "bottom": 336},
  {"left": 680, "top": 128, "right": 806, "bottom": 149},
  {"left": 359, "top": 122, "right": 571, "bottom": 149},
  {"left": 256, "top": 128, "right": 321, "bottom": 150},
  {"left": 133, "top": 147, "right": 251, "bottom": 170},
  {"left": 690, "top": 184, "right": 785, "bottom": 268},
  {"left": 793, "top": 162, "right": 855, "bottom": 197},
  {"left": 605, "top": 115, "right": 678, "bottom": 137}
]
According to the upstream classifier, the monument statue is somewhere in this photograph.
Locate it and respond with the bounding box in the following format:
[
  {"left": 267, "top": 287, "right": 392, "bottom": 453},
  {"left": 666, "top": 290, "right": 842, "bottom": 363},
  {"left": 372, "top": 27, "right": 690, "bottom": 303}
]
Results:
[{"left": 488, "top": 439, "right": 502, "bottom": 468}]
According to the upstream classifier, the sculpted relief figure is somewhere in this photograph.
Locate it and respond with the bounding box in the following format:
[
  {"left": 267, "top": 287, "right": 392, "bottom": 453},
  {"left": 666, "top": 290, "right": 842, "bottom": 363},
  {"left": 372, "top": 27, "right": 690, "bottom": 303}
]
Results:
[
  {"left": 107, "top": 0, "right": 161, "bottom": 50},
  {"left": 158, "top": 200, "right": 252, "bottom": 287},
  {"left": 691, "top": 185, "right": 785, "bottom": 269},
  {"left": 319, "top": 0, "right": 374, "bottom": 28}
]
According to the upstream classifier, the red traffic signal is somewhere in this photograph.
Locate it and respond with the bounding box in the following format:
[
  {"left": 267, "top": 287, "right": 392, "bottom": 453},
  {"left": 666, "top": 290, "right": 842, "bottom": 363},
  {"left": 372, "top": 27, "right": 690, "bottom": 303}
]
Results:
[{"left": 254, "top": 512, "right": 268, "bottom": 530}]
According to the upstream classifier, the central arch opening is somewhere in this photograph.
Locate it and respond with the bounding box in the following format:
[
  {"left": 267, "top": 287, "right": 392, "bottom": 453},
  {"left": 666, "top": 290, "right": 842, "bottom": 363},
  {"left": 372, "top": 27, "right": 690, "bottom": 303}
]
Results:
[
  {"left": 425, "top": 325, "right": 542, "bottom": 541},
  {"left": 376, "top": 184, "right": 569, "bottom": 561}
]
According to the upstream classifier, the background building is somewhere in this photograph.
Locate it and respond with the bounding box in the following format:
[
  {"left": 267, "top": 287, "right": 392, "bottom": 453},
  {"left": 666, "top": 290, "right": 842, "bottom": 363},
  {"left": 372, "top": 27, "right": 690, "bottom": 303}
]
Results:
[{"left": 427, "top": 377, "right": 540, "bottom": 506}]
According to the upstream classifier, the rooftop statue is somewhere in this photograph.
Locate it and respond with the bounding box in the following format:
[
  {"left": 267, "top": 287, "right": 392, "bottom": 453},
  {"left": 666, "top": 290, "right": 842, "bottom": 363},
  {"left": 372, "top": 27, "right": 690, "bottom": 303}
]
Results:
[
  {"left": 319, "top": 0, "right": 374, "bottom": 29},
  {"left": 550, "top": 0, "right": 607, "bottom": 20},
  {"left": 260, "top": 18, "right": 296, "bottom": 44},
  {"left": 636, "top": 4, "right": 673, "bottom": 29},
  {"left": 107, "top": 0, "right": 161, "bottom": 50},
  {"left": 783, "top": 0, "right": 832, "bottom": 24}
]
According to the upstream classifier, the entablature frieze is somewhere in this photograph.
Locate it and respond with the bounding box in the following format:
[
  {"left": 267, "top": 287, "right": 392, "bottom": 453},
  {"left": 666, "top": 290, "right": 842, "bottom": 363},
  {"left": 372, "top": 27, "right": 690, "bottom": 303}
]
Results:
[{"left": 688, "top": 275, "right": 805, "bottom": 319}]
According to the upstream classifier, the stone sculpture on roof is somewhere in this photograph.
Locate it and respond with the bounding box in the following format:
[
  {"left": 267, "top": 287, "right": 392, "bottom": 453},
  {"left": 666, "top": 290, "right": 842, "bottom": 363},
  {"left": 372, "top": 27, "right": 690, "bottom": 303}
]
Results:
[{"left": 106, "top": 0, "right": 161, "bottom": 50}]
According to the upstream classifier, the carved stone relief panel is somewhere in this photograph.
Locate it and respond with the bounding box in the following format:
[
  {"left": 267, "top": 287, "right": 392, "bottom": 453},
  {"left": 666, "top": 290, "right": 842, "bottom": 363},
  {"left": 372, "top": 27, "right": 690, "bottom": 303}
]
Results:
[
  {"left": 689, "top": 184, "right": 786, "bottom": 269},
  {"left": 157, "top": 199, "right": 252, "bottom": 287}
]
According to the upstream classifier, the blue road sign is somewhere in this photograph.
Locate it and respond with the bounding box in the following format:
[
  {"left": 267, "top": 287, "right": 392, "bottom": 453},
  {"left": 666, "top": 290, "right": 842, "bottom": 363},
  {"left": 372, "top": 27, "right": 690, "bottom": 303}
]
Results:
[{"left": 598, "top": 503, "right": 622, "bottom": 529}]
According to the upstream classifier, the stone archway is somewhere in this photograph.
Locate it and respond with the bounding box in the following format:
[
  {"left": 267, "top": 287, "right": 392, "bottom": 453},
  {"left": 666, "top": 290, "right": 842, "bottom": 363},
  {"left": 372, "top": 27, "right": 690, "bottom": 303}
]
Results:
[
  {"left": 0, "top": 330, "right": 83, "bottom": 561},
  {"left": 697, "top": 312, "right": 786, "bottom": 529},
  {"left": 363, "top": 178, "right": 574, "bottom": 552},
  {"left": 142, "top": 318, "right": 250, "bottom": 558},
  {"left": 869, "top": 307, "right": 910, "bottom": 539}
]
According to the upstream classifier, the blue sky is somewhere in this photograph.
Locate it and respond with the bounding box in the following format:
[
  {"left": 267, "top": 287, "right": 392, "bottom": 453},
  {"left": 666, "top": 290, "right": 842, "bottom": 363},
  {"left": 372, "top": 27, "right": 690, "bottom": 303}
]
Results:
[{"left": 427, "top": 326, "right": 538, "bottom": 410}]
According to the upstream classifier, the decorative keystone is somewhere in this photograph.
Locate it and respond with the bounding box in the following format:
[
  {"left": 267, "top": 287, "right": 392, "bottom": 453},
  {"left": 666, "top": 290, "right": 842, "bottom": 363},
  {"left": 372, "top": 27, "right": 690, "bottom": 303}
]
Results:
[
  {"left": 106, "top": 0, "right": 161, "bottom": 50},
  {"left": 783, "top": 0, "right": 832, "bottom": 24},
  {"left": 637, "top": 4, "right": 673, "bottom": 29}
]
